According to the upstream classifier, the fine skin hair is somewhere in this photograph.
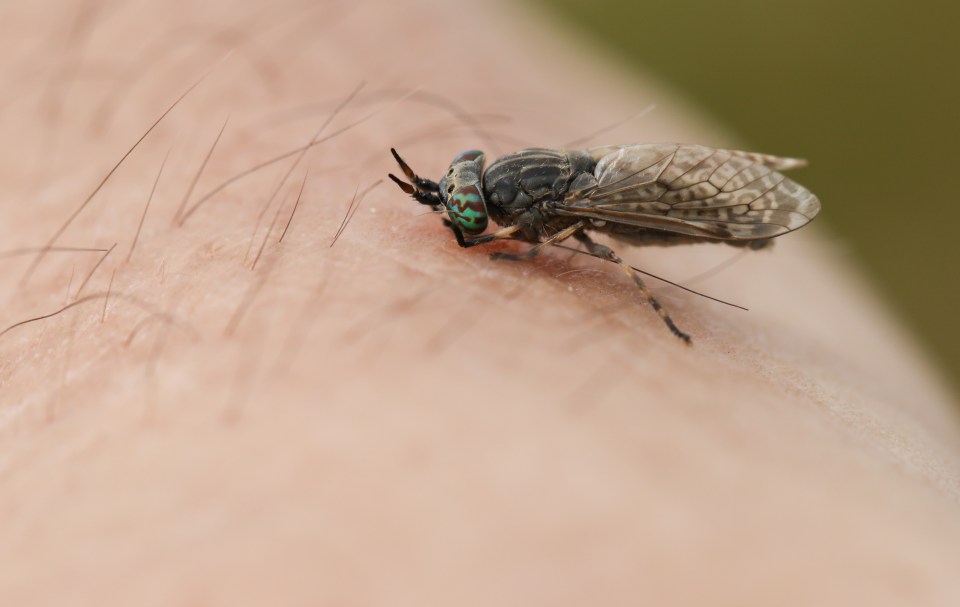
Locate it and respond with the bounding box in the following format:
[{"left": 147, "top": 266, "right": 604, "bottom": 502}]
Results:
[{"left": 0, "top": 0, "right": 959, "bottom": 605}]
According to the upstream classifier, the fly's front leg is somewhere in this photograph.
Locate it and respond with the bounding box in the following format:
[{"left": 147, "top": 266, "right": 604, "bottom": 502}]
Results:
[
  {"left": 447, "top": 224, "right": 521, "bottom": 249},
  {"left": 574, "top": 232, "right": 691, "bottom": 344},
  {"left": 489, "top": 221, "right": 585, "bottom": 261}
]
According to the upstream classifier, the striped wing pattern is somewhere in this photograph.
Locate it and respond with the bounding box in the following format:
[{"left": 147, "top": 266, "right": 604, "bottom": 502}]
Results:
[{"left": 558, "top": 144, "right": 820, "bottom": 241}]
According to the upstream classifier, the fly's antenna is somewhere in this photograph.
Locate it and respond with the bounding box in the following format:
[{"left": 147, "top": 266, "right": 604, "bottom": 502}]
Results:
[
  {"left": 390, "top": 148, "right": 439, "bottom": 192},
  {"left": 388, "top": 148, "right": 442, "bottom": 206}
]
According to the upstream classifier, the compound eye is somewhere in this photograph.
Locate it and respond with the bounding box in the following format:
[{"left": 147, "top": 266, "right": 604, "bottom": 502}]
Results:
[
  {"left": 453, "top": 150, "right": 485, "bottom": 166},
  {"left": 446, "top": 184, "right": 488, "bottom": 236}
]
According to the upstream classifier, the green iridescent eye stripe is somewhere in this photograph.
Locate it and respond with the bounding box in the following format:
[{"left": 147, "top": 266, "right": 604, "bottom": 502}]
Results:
[{"left": 448, "top": 185, "right": 487, "bottom": 235}]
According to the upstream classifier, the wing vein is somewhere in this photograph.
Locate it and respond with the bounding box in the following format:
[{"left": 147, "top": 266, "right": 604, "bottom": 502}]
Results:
[{"left": 667, "top": 147, "right": 717, "bottom": 186}]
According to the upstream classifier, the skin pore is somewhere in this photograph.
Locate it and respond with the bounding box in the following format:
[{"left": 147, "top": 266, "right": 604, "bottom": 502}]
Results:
[{"left": 1, "top": 0, "right": 959, "bottom": 604}]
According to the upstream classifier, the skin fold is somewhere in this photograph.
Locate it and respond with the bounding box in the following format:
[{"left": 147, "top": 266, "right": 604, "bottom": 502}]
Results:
[{"left": 0, "top": 0, "right": 958, "bottom": 605}]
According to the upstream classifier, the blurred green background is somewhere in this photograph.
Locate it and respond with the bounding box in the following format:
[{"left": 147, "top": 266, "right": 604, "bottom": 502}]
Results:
[{"left": 535, "top": 0, "right": 960, "bottom": 388}]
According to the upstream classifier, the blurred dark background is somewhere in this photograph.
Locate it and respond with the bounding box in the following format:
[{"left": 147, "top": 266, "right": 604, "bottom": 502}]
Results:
[{"left": 535, "top": 0, "right": 960, "bottom": 388}]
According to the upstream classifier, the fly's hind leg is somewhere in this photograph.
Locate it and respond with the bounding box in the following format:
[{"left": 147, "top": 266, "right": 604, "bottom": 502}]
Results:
[
  {"left": 574, "top": 232, "right": 691, "bottom": 344},
  {"left": 489, "top": 221, "right": 585, "bottom": 261}
]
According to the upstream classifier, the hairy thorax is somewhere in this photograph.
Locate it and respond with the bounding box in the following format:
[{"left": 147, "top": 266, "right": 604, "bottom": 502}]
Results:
[{"left": 482, "top": 148, "right": 595, "bottom": 239}]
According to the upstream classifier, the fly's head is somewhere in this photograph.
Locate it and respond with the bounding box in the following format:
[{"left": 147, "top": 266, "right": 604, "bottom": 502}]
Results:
[
  {"left": 437, "top": 150, "right": 488, "bottom": 236},
  {"left": 388, "top": 148, "right": 489, "bottom": 237}
]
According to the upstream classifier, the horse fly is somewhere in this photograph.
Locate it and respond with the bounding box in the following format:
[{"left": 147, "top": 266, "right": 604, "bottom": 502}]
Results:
[{"left": 389, "top": 144, "right": 821, "bottom": 343}]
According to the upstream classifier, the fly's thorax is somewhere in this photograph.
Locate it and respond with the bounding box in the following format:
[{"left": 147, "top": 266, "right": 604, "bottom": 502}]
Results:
[
  {"left": 438, "top": 150, "right": 488, "bottom": 236},
  {"left": 483, "top": 149, "right": 597, "bottom": 220}
]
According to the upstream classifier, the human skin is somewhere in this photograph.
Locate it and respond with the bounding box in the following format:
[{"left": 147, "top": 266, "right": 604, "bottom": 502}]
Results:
[{"left": 1, "top": 0, "right": 959, "bottom": 605}]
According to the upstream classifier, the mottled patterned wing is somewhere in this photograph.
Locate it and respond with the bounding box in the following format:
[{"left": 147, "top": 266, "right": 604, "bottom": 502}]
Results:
[{"left": 557, "top": 144, "right": 820, "bottom": 241}]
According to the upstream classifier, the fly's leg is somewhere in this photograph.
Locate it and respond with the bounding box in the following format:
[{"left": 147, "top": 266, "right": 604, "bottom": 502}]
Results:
[
  {"left": 489, "top": 221, "right": 585, "bottom": 261},
  {"left": 574, "top": 232, "right": 692, "bottom": 344},
  {"left": 448, "top": 224, "right": 521, "bottom": 248}
]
